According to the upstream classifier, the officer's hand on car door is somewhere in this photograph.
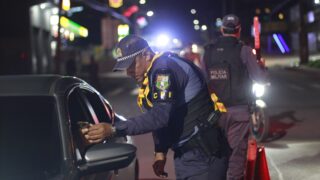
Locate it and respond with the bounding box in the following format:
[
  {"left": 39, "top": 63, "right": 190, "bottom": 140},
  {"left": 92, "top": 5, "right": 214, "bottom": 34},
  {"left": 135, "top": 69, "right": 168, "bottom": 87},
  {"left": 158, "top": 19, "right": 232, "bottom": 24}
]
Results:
[
  {"left": 81, "top": 122, "right": 113, "bottom": 143},
  {"left": 152, "top": 152, "right": 168, "bottom": 178},
  {"left": 78, "top": 121, "right": 92, "bottom": 146}
]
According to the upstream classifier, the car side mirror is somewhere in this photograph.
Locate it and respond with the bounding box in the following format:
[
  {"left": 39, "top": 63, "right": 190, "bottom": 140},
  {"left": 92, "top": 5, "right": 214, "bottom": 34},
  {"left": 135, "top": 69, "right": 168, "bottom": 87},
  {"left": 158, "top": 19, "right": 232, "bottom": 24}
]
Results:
[{"left": 78, "top": 142, "right": 136, "bottom": 174}]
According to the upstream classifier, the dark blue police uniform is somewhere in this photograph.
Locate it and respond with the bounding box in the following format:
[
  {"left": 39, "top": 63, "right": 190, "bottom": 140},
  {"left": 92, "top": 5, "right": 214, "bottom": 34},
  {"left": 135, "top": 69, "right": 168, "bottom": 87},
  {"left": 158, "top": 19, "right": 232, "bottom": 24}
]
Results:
[
  {"left": 115, "top": 52, "right": 228, "bottom": 179},
  {"left": 203, "top": 36, "right": 267, "bottom": 179}
]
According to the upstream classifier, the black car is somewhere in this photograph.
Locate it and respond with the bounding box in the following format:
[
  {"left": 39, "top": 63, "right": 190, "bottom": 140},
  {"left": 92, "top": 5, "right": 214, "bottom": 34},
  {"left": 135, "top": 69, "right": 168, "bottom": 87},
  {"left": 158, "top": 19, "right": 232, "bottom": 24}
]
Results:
[{"left": 0, "top": 75, "right": 138, "bottom": 180}]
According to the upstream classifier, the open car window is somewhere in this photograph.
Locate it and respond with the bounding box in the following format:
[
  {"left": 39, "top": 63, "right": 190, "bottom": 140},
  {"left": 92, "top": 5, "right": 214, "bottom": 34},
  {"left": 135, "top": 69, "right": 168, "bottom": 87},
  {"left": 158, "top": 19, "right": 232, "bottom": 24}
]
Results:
[{"left": 67, "top": 87, "right": 114, "bottom": 160}]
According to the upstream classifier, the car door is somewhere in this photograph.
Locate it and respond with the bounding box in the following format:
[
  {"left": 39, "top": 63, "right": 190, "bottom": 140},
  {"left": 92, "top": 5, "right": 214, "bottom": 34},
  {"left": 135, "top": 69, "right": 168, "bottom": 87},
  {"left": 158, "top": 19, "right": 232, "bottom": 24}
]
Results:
[
  {"left": 0, "top": 95, "right": 63, "bottom": 180},
  {"left": 67, "top": 85, "right": 121, "bottom": 180}
]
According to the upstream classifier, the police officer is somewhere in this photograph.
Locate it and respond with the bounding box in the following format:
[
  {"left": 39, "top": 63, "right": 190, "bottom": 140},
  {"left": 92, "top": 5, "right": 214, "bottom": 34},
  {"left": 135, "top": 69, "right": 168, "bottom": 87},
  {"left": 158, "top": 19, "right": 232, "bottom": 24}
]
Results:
[
  {"left": 81, "top": 35, "right": 228, "bottom": 179},
  {"left": 202, "top": 14, "right": 267, "bottom": 180}
]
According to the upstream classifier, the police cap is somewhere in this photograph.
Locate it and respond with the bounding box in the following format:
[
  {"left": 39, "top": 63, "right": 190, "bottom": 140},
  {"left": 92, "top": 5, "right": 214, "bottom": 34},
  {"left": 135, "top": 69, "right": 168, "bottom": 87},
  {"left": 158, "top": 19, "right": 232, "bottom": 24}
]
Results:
[
  {"left": 113, "top": 35, "right": 150, "bottom": 71},
  {"left": 222, "top": 14, "right": 241, "bottom": 33}
]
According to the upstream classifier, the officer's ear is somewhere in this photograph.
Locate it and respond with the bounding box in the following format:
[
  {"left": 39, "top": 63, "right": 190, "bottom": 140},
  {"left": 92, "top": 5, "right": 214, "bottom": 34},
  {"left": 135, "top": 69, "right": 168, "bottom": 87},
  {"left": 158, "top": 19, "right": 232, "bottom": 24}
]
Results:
[{"left": 142, "top": 49, "right": 152, "bottom": 62}]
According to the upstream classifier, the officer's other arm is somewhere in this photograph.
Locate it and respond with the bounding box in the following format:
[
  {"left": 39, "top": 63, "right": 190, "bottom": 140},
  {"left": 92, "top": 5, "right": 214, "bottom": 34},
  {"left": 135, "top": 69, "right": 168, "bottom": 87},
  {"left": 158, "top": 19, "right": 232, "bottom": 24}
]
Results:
[
  {"left": 241, "top": 46, "right": 267, "bottom": 83},
  {"left": 152, "top": 129, "right": 169, "bottom": 178},
  {"left": 153, "top": 128, "right": 170, "bottom": 154}
]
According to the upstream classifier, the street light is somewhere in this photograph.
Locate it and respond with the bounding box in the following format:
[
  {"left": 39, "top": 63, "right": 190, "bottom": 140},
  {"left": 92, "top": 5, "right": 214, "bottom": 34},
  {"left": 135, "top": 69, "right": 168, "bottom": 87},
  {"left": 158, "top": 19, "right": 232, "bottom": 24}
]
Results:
[
  {"left": 201, "top": 25, "right": 207, "bottom": 31},
  {"left": 146, "top": 10, "right": 154, "bottom": 17},
  {"left": 156, "top": 34, "right": 170, "bottom": 47},
  {"left": 194, "top": 24, "right": 200, "bottom": 30},
  {"left": 139, "top": 0, "right": 146, "bottom": 5}
]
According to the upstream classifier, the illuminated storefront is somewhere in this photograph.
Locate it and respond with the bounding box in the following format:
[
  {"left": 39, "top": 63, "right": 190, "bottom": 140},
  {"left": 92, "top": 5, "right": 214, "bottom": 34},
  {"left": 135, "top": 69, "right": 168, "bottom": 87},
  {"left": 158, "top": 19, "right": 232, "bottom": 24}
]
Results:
[{"left": 30, "top": 1, "right": 89, "bottom": 73}]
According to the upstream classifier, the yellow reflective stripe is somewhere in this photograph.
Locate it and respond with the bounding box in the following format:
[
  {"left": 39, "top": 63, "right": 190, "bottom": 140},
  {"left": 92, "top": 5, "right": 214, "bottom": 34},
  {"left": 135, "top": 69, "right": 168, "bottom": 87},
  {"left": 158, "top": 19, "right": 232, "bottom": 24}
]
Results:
[
  {"left": 144, "top": 82, "right": 153, "bottom": 107},
  {"left": 210, "top": 92, "right": 227, "bottom": 112},
  {"left": 136, "top": 53, "right": 164, "bottom": 111},
  {"left": 217, "top": 102, "right": 227, "bottom": 112},
  {"left": 211, "top": 93, "right": 219, "bottom": 102}
]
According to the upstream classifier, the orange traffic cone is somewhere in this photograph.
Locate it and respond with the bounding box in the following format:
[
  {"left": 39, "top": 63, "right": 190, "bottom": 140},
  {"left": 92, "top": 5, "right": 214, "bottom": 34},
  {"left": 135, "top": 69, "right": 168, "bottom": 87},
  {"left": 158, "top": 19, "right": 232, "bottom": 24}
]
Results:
[
  {"left": 253, "top": 146, "right": 271, "bottom": 180},
  {"left": 245, "top": 138, "right": 257, "bottom": 180}
]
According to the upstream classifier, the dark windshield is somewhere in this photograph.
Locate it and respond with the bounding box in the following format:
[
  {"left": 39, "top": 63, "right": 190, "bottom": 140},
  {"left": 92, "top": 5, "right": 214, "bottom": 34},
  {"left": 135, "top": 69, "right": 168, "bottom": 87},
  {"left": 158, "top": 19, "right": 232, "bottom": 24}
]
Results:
[{"left": 0, "top": 96, "right": 62, "bottom": 180}]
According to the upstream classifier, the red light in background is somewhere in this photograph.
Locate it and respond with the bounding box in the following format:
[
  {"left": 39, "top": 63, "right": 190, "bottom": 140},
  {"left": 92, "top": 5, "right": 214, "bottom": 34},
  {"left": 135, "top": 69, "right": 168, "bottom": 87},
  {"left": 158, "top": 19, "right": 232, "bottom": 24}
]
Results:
[
  {"left": 20, "top": 52, "right": 27, "bottom": 60},
  {"left": 123, "top": 5, "right": 139, "bottom": 17},
  {"left": 253, "top": 16, "right": 260, "bottom": 49}
]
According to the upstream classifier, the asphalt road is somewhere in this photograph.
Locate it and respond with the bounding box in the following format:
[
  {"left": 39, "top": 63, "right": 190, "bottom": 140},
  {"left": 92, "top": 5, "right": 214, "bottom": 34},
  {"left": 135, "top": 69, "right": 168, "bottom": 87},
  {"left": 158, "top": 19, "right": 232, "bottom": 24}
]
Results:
[
  {"left": 263, "top": 66, "right": 320, "bottom": 180},
  {"left": 95, "top": 60, "right": 320, "bottom": 180}
]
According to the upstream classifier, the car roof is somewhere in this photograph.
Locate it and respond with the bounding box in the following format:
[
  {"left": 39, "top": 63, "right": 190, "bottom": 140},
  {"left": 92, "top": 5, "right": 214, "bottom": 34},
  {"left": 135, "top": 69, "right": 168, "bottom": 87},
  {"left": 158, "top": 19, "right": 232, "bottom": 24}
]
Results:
[{"left": 0, "top": 74, "right": 84, "bottom": 96}]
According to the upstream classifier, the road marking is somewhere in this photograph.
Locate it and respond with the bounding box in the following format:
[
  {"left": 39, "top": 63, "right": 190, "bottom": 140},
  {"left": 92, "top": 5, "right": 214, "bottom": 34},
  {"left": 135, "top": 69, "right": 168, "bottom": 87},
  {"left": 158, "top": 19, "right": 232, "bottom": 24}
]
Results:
[
  {"left": 310, "top": 83, "right": 320, "bottom": 89},
  {"left": 108, "top": 88, "right": 124, "bottom": 96},
  {"left": 268, "top": 155, "right": 284, "bottom": 180},
  {"left": 288, "top": 84, "right": 304, "bottom": 91}
]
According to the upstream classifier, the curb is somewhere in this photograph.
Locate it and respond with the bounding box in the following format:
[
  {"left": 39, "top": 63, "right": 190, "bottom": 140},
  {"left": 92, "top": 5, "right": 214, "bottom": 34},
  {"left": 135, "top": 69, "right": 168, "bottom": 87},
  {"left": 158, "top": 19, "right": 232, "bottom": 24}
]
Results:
[{"left": 285, "top": 65, "right": 320, "bottom": 77}]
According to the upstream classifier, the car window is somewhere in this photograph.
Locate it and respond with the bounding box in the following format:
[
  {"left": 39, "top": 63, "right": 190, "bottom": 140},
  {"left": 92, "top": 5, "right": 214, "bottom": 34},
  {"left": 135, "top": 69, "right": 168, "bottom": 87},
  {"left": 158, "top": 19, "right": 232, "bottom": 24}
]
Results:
[
  {"left": 67, "top": 87, "right": 113, "bottom": 161},
  {"left": 0, "top": 96, "right": 62, "bottom": 180}
]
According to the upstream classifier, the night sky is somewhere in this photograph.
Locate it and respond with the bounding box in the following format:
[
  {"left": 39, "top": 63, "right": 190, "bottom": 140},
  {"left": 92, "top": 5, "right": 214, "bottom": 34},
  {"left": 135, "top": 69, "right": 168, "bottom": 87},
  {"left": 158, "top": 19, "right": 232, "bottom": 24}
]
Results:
[
  {"left": 142, "top": 0, "right": 224, "bottom": 43},
  {"left": 0, "top": 0, "right": 283, "bottom": 44},
  {"left": 139, "top": 0, "right": 279, "bottom": 44}
]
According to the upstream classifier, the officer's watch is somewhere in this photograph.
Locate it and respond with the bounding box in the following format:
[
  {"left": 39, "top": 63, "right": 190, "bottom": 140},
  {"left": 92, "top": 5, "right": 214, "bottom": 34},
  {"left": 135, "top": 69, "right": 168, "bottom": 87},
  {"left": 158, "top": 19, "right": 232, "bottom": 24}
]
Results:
[{"left": 111, "top": 125, "right": 117, "bottom": 136}]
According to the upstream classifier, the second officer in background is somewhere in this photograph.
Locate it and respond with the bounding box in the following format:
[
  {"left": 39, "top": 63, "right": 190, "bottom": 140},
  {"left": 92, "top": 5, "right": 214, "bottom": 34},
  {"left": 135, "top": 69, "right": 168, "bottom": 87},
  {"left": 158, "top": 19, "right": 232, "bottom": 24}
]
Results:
[{"left": 202, "top": 14, "right": 267, "bottom": 180}]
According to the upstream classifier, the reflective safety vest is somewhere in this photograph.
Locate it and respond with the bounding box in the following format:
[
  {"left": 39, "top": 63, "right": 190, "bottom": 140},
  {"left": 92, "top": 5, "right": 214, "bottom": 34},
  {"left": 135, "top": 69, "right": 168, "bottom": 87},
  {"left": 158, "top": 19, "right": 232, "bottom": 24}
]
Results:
[
  {"left": 211, "top": 93, "right": 227, "bottom": 112},
  {"left": 137, "top": 53, "right": 227, "bottom": 113},
  {"left": 204, "top": 37, "right": 251, "bottom": 107},
  {"left": 136, "top": 53, "right": 228, "bottom": 141},
  {"left": 137, "top": 52, "right": 163, "bottom": 111}
]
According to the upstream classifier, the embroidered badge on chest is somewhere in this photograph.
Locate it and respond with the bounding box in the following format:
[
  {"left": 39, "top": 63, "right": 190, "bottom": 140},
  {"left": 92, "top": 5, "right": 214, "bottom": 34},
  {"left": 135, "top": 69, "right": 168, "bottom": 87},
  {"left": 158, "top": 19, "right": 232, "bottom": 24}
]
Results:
[{"left": 155, "top": 74, "right": 170, "bottom": 90}]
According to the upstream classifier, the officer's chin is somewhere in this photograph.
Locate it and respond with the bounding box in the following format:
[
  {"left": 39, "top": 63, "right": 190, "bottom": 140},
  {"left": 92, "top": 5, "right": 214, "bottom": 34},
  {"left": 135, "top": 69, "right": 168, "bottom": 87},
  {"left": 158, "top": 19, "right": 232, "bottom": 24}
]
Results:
[
  {"left": 137, "top": 80, "right": 143, "bottom": 86},
  {"left": 136, "top": 77, "right": 143, "bottom": 86}
]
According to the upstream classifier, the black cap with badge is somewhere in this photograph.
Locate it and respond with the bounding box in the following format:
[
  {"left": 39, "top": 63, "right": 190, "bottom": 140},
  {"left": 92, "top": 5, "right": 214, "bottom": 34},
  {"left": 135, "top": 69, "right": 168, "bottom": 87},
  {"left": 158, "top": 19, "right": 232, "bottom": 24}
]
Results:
[
  {"left": 221, "top": 14, "right": 241, "bottom": 34},
  {"left": 113, "top": 35, "right": 150, "bottom": 71}
]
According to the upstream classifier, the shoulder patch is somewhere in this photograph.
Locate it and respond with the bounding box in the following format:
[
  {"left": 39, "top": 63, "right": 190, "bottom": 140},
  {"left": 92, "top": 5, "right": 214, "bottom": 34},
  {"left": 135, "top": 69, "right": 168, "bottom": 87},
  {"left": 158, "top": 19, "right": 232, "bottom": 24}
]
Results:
[{"left": 155, "top": 74, "right": 170, "bottom": 90}]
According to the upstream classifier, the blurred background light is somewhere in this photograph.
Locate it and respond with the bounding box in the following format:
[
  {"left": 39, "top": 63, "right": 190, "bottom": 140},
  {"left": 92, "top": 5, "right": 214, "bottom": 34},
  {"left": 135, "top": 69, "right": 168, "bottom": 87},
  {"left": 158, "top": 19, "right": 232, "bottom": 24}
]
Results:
[
  {"left": 191, "top": 44, "right": 198, "bottom": 53},
  {"left": 156, "top": 34, "right": 170, "bottom": 47},
  {"left": 194, "top": 25, "right": 200, "bottom": 30},
  {"left": 273, "top": 33, "right": 285, "bottom": 54},
  {"left": 109, "top": 0, "right": 123, "bottom": 8},
  {"left": 117, "top": 24, "right": 130, "bottom": 41},
  {"left": 139, "top": 0, "right": 146, "bottom": 5},
  {"left": 146, "top": 10, "right": 154, "bottom": 17},
  {"left": 62, "top": 0, "right": 70, "bottom": 11},
  {"left": 308, "top": 11, "right": 315, "bottom": 23},
  {"left": 216, "top": 18, "right": 222, "bottom": 27},
  {"left": 255, "top": 8, "right": 261, "bottom": 15},
  {"left": 201, "top": 25, "right": 207, "bottom": 31},
  {"left": 136, "top": 16, "right": 148, "bottom": 28},
  {"left": 278, "top": 13, "right": 284, "bottom": 20},
  {"left": 52, "top": 7, "right": 59, "bottom": 14},
  {"left": 50, "top": 15, "right": 59, "bottom": 26}
]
